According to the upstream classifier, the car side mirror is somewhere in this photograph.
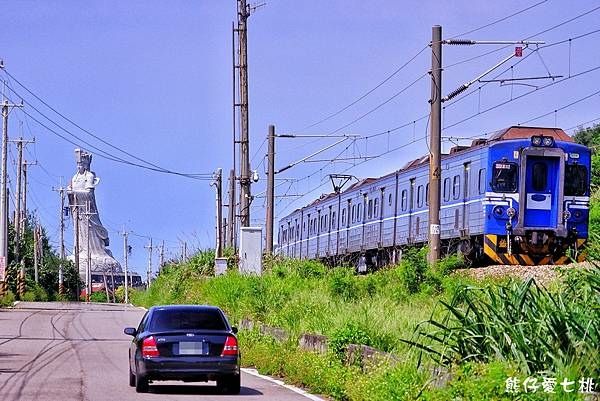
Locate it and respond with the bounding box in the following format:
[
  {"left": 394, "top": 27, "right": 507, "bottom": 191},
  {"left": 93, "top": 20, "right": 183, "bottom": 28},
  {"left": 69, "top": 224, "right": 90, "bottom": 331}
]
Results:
[
  {"left": 124, "top": 327, "right": 137, "bottom": 336},
  {"left": 231, "top": 326, "right": 238, "bottom": 334}
]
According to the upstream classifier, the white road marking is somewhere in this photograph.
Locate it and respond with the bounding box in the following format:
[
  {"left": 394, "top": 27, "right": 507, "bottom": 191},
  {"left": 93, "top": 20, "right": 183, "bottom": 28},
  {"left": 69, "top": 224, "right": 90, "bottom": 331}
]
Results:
[{"left": 242, "top": 368, "right": 326, "bottom": 401}]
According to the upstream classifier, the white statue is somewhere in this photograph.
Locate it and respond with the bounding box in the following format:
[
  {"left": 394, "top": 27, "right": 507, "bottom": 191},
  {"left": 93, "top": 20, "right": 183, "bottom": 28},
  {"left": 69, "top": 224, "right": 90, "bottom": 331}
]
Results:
[{"left": 67, "top": 149, "right": 121, "bottom": 275}]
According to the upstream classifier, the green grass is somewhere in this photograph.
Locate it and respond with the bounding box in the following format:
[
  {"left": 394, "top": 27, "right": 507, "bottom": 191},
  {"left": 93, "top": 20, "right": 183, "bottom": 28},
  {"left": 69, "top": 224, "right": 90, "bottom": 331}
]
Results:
[{"left": 131, "top": 250, "right": 598, "bottom": 400}]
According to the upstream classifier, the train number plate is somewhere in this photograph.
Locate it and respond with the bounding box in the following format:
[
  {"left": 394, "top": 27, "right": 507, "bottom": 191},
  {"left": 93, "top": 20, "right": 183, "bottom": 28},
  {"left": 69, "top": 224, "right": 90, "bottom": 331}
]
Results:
[{"left": 179, "top": 341, "right": 208, "bottom": 355}]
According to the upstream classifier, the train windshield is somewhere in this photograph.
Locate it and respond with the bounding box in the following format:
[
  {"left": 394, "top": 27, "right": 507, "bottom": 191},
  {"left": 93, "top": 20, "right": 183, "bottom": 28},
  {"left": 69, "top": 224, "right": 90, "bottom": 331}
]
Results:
[
  {"left": 564, "top": 164, "right": 588, "bottom": 196},
  {"left": 491, "top": 161, "right": 518, "bottom": 193}
]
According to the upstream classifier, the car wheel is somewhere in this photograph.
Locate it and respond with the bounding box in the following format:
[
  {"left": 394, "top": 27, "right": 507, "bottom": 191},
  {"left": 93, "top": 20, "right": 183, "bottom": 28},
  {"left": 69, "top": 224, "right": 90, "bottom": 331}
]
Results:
[
  {"left": 218, "top": 374, "right": 240, "bottom": 395},
  {"left": 128, "top": 365, "right": 135, "bottom": 387},
  {"left": 135, "top": 373, "right": 149, "bottom": 393}
]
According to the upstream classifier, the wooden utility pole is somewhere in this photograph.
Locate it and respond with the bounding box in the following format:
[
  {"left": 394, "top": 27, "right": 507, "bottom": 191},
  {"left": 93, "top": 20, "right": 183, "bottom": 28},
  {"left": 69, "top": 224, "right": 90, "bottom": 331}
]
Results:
[
  {"left": 265, "top": 125, "right": 275, "bottom": 255},
  {"left": 428, "top": 25, "right": 442, "bottom": 266}
]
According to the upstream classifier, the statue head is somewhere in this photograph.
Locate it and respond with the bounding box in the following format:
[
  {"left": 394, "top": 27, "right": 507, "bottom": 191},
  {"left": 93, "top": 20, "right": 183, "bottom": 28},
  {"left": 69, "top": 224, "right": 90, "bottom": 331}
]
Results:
[{"left": 75, "top": 148, "right": 92, "bottom": 174}]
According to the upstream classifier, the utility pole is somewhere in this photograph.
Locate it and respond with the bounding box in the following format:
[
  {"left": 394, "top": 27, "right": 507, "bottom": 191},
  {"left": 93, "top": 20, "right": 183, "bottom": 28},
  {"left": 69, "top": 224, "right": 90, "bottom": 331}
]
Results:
[
  {"left": 266, "top": 125, "right": 275, "bottom": 255},
  {"left": 21, "top": 160, "right": 37, "bottom": 235},
  {"left": 81, "top": 201, "right": 96, "bottom": 301},
  {"left": 159, "top": 240, "right": 164, "bottom": 273},
  {"left": 33, "top": 218, "right": 39, "bottom": 283},
  {"left": 10, "top": 137, "right": 34, "bottom": 259},
  {"left": 53, "top": 179, "right": 66, "bottom": 296},
  {"left": 121, "top": 227, "right": 130, "bottom": 304},
  {"left": 237, "top": 0, "right": 251, "bottom": 228},
  {"left": 74, "top": 198, "right": 80, "bottom": 299},
  {"left": 1, "top": 99, "right": 23, "bottom": 285},
  {"left": 227, "top": 168, "right": 236, "bottom": 248},
  {"left": 212, "top": 168, "right": 223, "bottom": 258},
  {"left": 145, "top": 238, "right": 153, "bottom": 288},
  {"left": 427, "top": 25, "right": 442, "bottom": 266}
]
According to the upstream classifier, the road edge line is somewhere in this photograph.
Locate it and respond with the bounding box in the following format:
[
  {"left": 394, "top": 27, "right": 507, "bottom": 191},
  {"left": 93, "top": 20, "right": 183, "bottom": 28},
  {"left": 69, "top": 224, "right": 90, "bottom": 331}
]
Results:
[{"left": 241, "top": 367, "right": 326, "bottom": 401}]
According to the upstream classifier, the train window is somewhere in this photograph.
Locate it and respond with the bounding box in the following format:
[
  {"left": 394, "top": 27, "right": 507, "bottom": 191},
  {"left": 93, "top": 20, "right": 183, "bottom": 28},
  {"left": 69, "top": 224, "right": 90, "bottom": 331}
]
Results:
[
  {"left": 492, "top": 161, "right": 518, "bottom": 193},
  {"left": 297, "top": 224, "right": 300, "bottom": 237},
  {"left": 368, "top": 199, "right": 373, "bottom": 219},
  {"left": 443, "top": 178, "right": 450, "bottom": 202},
  {"left": 401, "top": 190, "right": 407, "bottom": 211},
  {"left": 374, "top": 198, "right": 379, "bottom": 217},
  {"left": 532, "top": 162, "right": 547, "bottom": 191},
  {"left": 332, "top": 212, "right": 336, "bottom": 229},
  {"left": 565, "top": 165, "right": 588, "bottom": 196},
  {"left": 388, "top": 193, "right": 393, "bottom": 206},
  {"left": 453, "top": 175, "right": 461, "bottom": 199},
  {"left": 342, "top": 209, "right": 346, "bottom": 226},
  {"left": 417, "top": 185, "right": 423, "bottom": 208},
  {"left": 478, "top": 168, "right": 486, "bottom": 194},
  {"left": 357, "top": 204, "right": 362, "bottom": 221},
  {"left": 325, "top": 215, "right": 328, "bottom": 229},
  {"left": 426, "top": 184, "right": 430, "bottom": 206},
  {"left": 352, "top": 205, "right": 356, "bottom": 222}
]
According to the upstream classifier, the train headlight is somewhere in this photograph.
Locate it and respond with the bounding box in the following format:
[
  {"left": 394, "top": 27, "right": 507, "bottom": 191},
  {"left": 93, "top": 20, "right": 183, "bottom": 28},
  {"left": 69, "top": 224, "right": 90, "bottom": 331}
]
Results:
[
  {"left": 507, "top": 207, "right": 516, "bottom": 218},
  {"left": 493, "top": 206, "right": 504, "bottom": 218},
  {"left": 531, "top": 136, "right": 542, "bottom": 146},
  {"left": 542, "top": 136, "right": 554, "bottom": 147},
  {"left": 563, "top": 210, "right": 571, "bottom": 221}
]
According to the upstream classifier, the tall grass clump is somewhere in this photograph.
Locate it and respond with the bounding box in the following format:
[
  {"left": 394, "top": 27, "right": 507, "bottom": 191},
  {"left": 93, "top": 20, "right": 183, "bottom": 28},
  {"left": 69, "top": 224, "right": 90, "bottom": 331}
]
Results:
[{"left": 408, "top": 264, "right": 600, "bottom": 376}]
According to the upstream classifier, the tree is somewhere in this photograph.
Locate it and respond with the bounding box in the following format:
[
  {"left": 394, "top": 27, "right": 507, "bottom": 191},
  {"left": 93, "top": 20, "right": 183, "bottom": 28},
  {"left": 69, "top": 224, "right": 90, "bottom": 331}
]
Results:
[{"left": 7, "top": 213, "right": 82, "bottom": 301}]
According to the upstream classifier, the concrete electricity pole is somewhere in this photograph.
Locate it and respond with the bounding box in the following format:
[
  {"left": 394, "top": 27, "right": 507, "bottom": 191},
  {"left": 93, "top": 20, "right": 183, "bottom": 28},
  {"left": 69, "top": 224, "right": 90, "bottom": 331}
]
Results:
[
  {"left": 10, "top": 137, "right": 34, "bottom": 258},
  {"left": 227, "top": 168, "right": 236, "bottom": 248},
  {"left": 212, "top": 168, "right": 223, "bottom": 258},
  {"left": 159, "top": 240, "right": 164, "bottom": 273},
  {"left": 237, "top": 0, "right": 251, "bottom": 228},
  {"left": 21, "top": 160, "right": 37, "bottom": 235},
  {"left": 265, "top": 125, "right": 275, "bottom": 255},
  {"left": 1, "top": 99, "right": 23, "bottom": 287},
  {"left": 145, "top": 238, "right": 153, "bottom": 288},
  {"left": 52, "top": 179, "right": 66, "bottom": 295},
  {"left": 427, "top": 25, "right": 442, "bottom": 266},
  {"left": 121, "top": 227, "right": 130, "bottom": 304}
]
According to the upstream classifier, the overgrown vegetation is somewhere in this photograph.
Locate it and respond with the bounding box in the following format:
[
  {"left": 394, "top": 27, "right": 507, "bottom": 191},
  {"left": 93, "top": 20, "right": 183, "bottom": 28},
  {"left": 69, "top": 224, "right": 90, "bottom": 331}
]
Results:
[{"left": 1, "top": 214, "right": 81, "bottom": 306}]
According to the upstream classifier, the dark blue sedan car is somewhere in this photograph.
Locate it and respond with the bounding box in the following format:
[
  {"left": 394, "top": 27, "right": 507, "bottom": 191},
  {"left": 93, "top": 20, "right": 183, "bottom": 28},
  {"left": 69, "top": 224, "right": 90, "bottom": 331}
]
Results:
[{"left": 124, "top": 305, "right": 240, "bottom": 393}]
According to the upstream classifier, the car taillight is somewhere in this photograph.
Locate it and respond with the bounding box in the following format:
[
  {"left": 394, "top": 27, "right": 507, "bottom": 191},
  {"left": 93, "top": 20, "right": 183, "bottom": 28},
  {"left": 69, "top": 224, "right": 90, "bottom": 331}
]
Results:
[
  {"left": 221, "top": 336, "right": 238, "bottom": 356},
  {"left": 142, "top": 336, "right": 160, "bottom": 358}
]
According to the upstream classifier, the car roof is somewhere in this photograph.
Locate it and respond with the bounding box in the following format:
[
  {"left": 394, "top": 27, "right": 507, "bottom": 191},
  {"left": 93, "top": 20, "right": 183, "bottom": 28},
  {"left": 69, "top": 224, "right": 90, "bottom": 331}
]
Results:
[{"left": 149, "top": 305, "right": 223, "bottom": 312}]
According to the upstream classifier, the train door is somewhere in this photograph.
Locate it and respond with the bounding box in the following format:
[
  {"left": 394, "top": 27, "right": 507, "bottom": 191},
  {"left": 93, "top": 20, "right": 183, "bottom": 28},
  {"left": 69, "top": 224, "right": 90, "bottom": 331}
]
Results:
[{"left": 523, "top": 155, "right": 560, "bottom": 228}]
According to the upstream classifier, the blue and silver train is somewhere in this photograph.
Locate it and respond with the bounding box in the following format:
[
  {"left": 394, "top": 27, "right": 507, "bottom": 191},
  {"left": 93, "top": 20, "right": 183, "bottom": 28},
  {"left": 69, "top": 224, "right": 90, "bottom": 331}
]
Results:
[{"left": 276, "top": 126, "right": 591, "bottom": 267}]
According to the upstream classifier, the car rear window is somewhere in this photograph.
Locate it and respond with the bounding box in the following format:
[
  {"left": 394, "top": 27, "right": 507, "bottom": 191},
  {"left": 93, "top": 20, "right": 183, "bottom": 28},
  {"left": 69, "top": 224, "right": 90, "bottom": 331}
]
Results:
[{"left": 150, "top": 309, "right": 227, "bottom": 331}]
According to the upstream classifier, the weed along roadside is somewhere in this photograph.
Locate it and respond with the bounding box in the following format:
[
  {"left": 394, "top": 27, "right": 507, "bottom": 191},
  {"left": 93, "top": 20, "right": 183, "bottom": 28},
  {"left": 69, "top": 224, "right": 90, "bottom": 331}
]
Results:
[{"left": 129, "top": 249, "right": 600, "bottom": 401}]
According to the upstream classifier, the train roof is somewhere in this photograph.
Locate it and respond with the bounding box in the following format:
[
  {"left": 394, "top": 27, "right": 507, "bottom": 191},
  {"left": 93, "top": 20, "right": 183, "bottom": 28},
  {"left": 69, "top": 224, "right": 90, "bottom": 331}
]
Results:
[{"left": 283, "top": 126, "right": 576, "bottom": 217}]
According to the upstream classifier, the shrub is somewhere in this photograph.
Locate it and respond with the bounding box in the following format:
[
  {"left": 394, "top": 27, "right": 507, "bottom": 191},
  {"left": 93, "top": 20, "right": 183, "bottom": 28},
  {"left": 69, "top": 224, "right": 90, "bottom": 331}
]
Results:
[
  {"left": 328, "top": 267, "right": 360, "bottom": 301},
  {"left": 0, "top": 290, "right": 16, "bottom": 307},
  {"left": 329, "top": 321, "right": 372, "bottom": 362},
  {"left": 21, "top": 292, "right": 36, "bottom": 302},
  {"left": 90, "top": 291, "right": 109, "bottom": 302}
]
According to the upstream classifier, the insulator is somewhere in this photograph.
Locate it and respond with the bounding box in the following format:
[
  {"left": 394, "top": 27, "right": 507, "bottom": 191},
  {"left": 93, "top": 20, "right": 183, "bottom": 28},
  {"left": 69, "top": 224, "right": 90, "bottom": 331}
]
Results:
[
  {"left": 445, "top": 39, "right": 475, "bottom": 45},
  {"left": 444, "top": 85, "right": 468, "bottom": 101}
]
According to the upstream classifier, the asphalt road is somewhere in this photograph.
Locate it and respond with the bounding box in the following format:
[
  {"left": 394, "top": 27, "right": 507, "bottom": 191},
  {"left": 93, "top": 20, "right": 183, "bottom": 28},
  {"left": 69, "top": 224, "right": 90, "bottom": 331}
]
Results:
[{"left": 0, "top": 302, "right": 322, "bottom": 401}]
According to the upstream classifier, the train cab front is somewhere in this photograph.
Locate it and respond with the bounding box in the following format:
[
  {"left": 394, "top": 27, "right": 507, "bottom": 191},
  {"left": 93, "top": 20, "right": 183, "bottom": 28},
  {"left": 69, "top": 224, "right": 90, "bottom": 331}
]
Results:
[{"left": 484, "top": 129, "right": 590, "bottom": 265}]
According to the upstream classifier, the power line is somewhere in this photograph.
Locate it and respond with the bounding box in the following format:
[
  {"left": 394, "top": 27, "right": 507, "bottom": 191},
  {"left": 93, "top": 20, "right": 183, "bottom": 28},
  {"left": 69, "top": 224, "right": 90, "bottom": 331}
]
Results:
[{"left": 301, "top": 45, "right": 429, "bottom": 130}]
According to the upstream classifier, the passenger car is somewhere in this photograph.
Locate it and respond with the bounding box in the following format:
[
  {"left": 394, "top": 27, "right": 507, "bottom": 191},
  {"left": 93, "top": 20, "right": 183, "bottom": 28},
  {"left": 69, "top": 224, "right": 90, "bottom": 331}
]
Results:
[{"left": 124, "top": 305, "right": 240, "bottom": 393}]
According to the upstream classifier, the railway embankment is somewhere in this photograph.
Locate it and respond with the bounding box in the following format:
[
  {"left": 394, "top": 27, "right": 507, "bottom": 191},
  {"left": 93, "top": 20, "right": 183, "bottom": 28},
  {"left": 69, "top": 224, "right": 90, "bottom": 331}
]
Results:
[{"left": 128, "top": 249, "right": 599, "bottom": 400}]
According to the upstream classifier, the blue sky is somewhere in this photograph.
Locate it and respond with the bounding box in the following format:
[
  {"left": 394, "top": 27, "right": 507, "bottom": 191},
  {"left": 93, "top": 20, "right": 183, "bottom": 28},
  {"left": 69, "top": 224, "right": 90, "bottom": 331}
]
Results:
[{"left": 1, "top": 1, "right": 599, "bottom": 276}]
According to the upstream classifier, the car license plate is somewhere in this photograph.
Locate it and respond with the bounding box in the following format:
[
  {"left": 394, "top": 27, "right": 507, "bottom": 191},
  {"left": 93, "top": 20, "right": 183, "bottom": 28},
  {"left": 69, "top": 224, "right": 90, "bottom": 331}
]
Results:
[{"left": 179, "top": 341, "right": 208, "bottom": 355}]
